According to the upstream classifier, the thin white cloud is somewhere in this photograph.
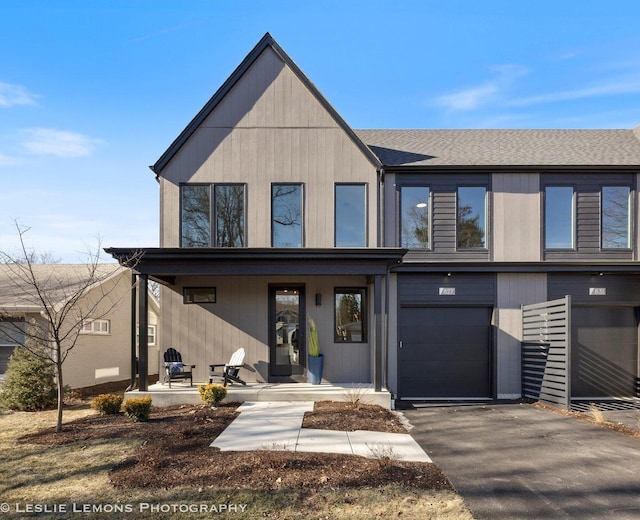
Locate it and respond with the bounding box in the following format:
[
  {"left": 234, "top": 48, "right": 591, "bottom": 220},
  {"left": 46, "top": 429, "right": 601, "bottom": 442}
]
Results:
[
  {"left": 0, "top": 81, "right": 38, "bottom": 107},
  {"left": 21, "top": 128, "right": 105, "bottom": 158},
  {"left": 508, "top": 74, "right": 640, "bottom": 107},
  {"left": 435, "top": 65, "right": 529, "bottom": 111},
  {"left": 0, "top": 153, "right": 19, "bottom": 167}
]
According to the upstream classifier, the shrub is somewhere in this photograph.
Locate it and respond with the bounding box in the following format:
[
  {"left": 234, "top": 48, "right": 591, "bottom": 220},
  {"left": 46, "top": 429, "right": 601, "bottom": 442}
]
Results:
[
  {"left": 0, "top": 346, "right": 57, "bottom": 411},
  {"left": 122, "top": 396, "right": 152, "bottom": 422},
  {"left": 91, "top": 393, "right": 123, "bottom": 415},
  {"left": 198, "top": 383, "right": 227, "bottom": 408}
]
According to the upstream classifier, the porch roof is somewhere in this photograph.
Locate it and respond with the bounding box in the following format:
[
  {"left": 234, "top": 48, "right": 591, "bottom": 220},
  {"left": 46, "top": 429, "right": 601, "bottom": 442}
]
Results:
[{"left": 105, "top": 247, "right": 406, "bottom": 284}]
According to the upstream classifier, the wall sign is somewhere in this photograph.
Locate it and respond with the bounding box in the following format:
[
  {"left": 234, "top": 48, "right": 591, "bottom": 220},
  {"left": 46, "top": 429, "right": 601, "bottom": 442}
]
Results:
[
  {"left": 588, "top": 287, "right": 606, "bottom": 296},
  {"left": 439, "top": 287, "right": 456, "bottom": 296}
]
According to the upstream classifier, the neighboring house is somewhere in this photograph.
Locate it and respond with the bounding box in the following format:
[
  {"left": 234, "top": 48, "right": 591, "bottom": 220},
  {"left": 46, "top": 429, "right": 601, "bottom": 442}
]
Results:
[
  {"left": 108, "top": 33, "right": 640, "bottom": 402},
  {"left": 0, "top": 264, "right": 160, "bottom": 389}
]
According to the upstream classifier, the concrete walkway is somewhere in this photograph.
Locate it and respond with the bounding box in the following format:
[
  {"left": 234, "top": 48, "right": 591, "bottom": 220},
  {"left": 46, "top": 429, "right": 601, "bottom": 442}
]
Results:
[
  {"left": 404, "top": 403, "right": 640, "bottom": 520},
  {"left": 211, "top": 401, "right": 431, "bottom": 462}
]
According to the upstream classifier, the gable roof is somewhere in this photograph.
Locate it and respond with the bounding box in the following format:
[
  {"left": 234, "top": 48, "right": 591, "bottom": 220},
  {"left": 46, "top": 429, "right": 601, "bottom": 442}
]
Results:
[
  {"left": 356, "top": 129, "right": 640, "bottom": 168},
  {"left": 151, "top": 33, "right": 381, "bottom": 175},
  {"left": 0, "top": 264, "right": 127, "bottom": 312}
]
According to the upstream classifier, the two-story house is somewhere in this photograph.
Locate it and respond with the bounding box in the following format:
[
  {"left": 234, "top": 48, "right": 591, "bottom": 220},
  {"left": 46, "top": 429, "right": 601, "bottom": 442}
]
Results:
[{"left": 108, "top": 33, "right": 640, "bottom": 403}]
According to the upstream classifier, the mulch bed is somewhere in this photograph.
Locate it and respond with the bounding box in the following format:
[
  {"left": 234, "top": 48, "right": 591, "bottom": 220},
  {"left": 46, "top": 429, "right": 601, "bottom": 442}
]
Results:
[{"left": 21, "top": 402, "right": 452, "bottom": 492}]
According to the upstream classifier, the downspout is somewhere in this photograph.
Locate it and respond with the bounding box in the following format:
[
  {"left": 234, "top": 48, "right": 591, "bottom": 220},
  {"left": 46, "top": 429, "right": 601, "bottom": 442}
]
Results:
[{"left": 376, "top": 168, "right": 385, "bottom": 247}]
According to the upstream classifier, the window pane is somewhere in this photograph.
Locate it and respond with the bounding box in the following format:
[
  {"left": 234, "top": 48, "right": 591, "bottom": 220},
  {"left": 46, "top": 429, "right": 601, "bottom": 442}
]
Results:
[
  {"left": 335, "top": 289, "right": 366, "bottom": 342},
  {"left": 545, "top": 187, "right": 574, "bottom": 249},
  {"left": 602, "top": 186, "right": 630, "bottom": 249},
  {"left": 272, "top": 184, "right": 303, "bottom": 247},
  {"left": 214, "top": 185, "right": 245, "bottom": 247},
  {"left": 181, "top": 185, "right": 211, "bottom": 247},
  {"left": 335, "top": 184, "right": 366, "bottom": 247},
  {"left": 457, "top": 187, "right": 486, "bottom": 248},
  {"left": 401, "top": 186, "right": 430, "bottom": 248}
]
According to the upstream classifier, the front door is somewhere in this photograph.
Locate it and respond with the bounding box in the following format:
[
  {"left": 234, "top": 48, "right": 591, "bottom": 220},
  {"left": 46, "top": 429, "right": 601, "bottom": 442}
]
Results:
[{"left": 269, "top": 285, "right": 305, "bottom": 381}]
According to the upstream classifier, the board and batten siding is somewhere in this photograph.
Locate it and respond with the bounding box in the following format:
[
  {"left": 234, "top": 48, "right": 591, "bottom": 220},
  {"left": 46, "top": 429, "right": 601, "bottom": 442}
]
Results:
[
  {"left": 159, "top": 46, "right": 378, "bottom": 249},
  {"left": 492, "top": 173, "right": 541, "bottom": 262},
  {"left": 160, "top": 275, "right": 372, "bottom": 384},
  {"left": 496, "top": 273, "right": 547, "bottom": 398}
]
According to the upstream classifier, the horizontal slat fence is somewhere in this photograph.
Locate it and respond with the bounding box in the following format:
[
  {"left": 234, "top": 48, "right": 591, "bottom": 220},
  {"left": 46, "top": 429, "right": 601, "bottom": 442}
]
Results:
[{"left": 522, "top": 296, "right": 571, "bottom": 410}]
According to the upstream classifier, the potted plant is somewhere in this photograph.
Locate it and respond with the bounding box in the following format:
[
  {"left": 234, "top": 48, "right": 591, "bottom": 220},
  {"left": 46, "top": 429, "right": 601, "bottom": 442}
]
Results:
[{"left": 308, "top": 316, "right": 323, "bottom": 385}]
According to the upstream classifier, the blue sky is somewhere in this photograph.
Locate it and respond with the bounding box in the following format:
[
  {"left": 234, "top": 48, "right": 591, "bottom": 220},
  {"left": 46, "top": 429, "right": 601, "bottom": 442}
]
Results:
[{"left": 1, "top": 0, "right": 640, "bottom": 262}]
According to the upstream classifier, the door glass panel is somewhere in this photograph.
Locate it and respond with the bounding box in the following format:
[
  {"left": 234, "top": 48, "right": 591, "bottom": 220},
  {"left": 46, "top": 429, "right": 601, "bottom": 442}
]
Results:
[{"left": 271, "top": 288, "right": 303, "bottom": 376}]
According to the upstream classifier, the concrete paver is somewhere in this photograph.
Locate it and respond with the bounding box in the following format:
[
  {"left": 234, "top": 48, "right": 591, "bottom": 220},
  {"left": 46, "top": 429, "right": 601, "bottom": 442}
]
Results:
[{"left": 210, "top": 401, "right": 432, "bottom": 462}]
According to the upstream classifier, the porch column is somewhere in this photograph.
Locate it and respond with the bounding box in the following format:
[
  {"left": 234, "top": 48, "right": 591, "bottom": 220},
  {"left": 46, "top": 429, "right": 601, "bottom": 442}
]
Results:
[
  {"left": 374, "top": 274, "right": 383, "bottom": 392},
  {"left": 127, "top": 272, "right": 137, "bottom": 391},
  {"left": 138, "top": 273, "right": 149, "bottom": 391}
]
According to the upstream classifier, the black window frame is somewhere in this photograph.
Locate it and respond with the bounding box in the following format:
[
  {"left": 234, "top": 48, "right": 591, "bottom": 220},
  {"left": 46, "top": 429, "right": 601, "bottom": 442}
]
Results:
[
  {"left": 543, "top": 185, "right": 576, "bottom": 251},
  {"left": 601, "top": 185, "right": 632, "bottom": 250},
  {"left": 456, "top": 185, "right": 488, "bottom": 250},
  {"left": 334, "top": 287, "right": 367, "bottom": 343},
  {"left": 399, "top": 184, "right": 431, "bottom": 249},
  {"left": 183, "top": 287, "right": 217, "bottom": 304},
  {"left": 271, "top": 183, "right": 304, "bottom": 248},
  {"left": 334, "top": 183, "right": 368, "bottom": 247}
]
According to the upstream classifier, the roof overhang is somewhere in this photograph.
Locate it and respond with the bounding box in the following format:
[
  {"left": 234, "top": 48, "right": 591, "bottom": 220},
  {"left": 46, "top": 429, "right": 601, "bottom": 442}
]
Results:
[
  {"left": 394, "top": 261, "right": 640, "bottom": 274},
  {"left": 105, "top": 248, "right": 407, "bottom": 284}
]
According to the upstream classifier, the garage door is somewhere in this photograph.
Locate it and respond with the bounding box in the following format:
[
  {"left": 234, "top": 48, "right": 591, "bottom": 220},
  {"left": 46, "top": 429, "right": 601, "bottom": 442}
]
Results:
[
  {"left": 572, "top": 307, "right": 638, "bottom": 398},
  {"left": 398, "top": 307, "right": 492, "bottom": 398}
]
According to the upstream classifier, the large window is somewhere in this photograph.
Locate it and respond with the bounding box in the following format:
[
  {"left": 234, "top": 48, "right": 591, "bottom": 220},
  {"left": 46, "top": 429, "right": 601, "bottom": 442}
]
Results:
[
  {"left": 180, "top": 184, "right": 245, "bottom": 247},
  {"left": 401, "top": 186, "right": 430, "bottom": 248},
  {"left": 545, "top": 186, "right": 574, "bottom": 249},
  {"left": 335, "top": 288, "right": 366, "bottom": 343},
  {"left": 457, "top": 187, "right": 486, "bottom": 249},
  {"left": 272, "top": 184, "right": 303, "bottom": 247},
  {"left": 181, "top": 184, "right": 211, "bottom": 247},
  {"left": 335, "top": 184, "right": 367, "bottom": 247},
  {"left": 602, "top": 186, "right": 631, "bottom": 249}
]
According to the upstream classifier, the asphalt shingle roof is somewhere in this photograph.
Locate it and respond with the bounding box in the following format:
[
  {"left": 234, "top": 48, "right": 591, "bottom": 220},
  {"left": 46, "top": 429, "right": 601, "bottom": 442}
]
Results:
[{"left": 355, "top": 128, "right": 640, "bottom": 167}]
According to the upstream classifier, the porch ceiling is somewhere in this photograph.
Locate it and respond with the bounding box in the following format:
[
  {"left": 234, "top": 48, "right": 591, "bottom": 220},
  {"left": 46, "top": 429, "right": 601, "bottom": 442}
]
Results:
[{"left": 105, "top": 247, "right": 406, "bottom": 283}]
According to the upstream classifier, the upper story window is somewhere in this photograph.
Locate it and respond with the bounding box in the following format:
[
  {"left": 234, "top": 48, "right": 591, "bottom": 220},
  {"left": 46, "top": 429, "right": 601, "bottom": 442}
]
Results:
[
  {"left": 544, "top": 186, "right": 574, "bottom": 249},
  {"left": 400, "top": 186, "right": 430, "bottom": 249},
  {"left": 272, "top": 184, "right": 303, "bottom": 247},
  {"left": 457, "top": 186, "right": 486, "bottom": 249},
  {"left": 180, "top": 184, "right": 246, "bottom": 247},
  {"left": 335, "top": 184, "right": 367, "bottom": 247},
  {"left": 602, "top": 186, "right": 631, "bottom": 249}
]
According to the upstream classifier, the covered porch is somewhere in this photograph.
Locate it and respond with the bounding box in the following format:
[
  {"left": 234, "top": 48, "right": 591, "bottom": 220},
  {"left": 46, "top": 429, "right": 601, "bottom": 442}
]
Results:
[
  {"left": 125, "top": 381, "right": 393, "bottom": 408},
  {"left": 106, "top": 247, "right": 405, "bottom": 394}
]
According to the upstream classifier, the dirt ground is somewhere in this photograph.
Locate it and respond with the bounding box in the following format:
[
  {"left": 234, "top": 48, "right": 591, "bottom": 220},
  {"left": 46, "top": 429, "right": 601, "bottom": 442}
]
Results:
[{"left": 22, "top": 401, "right": 453, "bottom": 492}]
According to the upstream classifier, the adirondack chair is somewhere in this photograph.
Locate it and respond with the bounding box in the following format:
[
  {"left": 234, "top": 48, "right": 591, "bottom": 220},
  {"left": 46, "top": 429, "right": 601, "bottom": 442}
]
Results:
[
  {"left": 209, "top": 348, "right": 246, "bottom": 386},
  {"left": 163, "top": 348, "right": 196, "bottom": 388}
]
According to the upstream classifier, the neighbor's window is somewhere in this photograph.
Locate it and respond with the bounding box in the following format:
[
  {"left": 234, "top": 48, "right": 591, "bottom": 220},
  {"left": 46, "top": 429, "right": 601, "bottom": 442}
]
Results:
[
  {"left": 137, "top": 325, "right": 157, "bottom": 346},
  {"left": 181, "top": 184, "right": 211, "bottom": 247},
  {"left": 335, "top": 184, "right": 367, "bottom": 247},
  {"left": 401, "top": 186, "right": 430, "bottom": 248},
  {"left": 180, "top": 184, "right": 246, "bottom": 247},
  {"left": 602, "top": 186, "right": 631, "bottom": 249},
  {"left": 457, "top": 187, "right": 486, "bottom": 249},
  {"left": 80, "top": 319, "right": 110, "bottom": 335},
  {"left": 335, "top": 288, "right": 366, "bottom": 343},
  {"left": 183, "top": 287, "right": 216, "bottom": 304},
  {"left": 272, "top": 184, "right": 303, "bottom": 247},
  {"left": 545, "top": 186, "right": 574, "bottom": 249}
]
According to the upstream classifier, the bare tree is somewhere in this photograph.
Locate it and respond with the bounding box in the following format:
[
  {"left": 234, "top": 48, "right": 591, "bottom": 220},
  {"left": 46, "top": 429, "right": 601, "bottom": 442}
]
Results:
[{"left": 0, "top": 223, "right": 136, "bottom": 432}]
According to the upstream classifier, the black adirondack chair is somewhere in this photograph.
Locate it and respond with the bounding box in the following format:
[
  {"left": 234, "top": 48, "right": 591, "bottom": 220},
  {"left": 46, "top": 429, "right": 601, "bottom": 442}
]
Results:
[{"left": 163, "top": 348, "right": 196, "bottom": 388}]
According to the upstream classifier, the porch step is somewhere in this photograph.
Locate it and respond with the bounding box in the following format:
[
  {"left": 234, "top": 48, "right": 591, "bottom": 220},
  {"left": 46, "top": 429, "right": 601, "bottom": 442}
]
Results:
[{"left": 124, "top": 382, "right": 392, "bottom": 409}]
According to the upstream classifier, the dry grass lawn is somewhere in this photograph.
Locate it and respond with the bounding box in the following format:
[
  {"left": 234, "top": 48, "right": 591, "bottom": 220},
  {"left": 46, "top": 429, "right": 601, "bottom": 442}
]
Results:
[{"left": 0, "top": 404, "right": 474, "bottom": 519}]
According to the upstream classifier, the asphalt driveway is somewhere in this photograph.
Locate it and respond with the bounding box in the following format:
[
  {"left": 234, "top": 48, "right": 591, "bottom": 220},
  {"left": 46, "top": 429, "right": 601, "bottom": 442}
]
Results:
[{"left": 403, "top": 403, "right": 640, "bottom": 519}]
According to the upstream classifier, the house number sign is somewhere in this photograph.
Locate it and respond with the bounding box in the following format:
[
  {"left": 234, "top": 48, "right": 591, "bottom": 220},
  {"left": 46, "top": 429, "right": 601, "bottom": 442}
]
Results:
[
  {"left": 589, "top": 287, "right": 606, "bottom": 296},
  {"left": 439, "top": 287, "right": 456, "bottom": 296}
]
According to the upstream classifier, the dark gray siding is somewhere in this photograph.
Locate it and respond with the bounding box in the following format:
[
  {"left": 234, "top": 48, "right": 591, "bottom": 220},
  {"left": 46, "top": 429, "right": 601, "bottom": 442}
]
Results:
[
  {"left": 542, "top": 173, "right": 636, "bottom": 261},
  {"left": 390, "top": 173, "right": 491, "bottom": 261},
  {"left": 547, "top": 273, "right": 640, "bottom": 305},
  {"left": 399, "top": 273, "right": 496, "bottom": 306}
]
